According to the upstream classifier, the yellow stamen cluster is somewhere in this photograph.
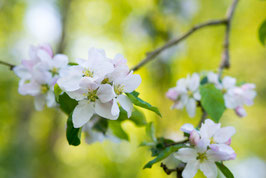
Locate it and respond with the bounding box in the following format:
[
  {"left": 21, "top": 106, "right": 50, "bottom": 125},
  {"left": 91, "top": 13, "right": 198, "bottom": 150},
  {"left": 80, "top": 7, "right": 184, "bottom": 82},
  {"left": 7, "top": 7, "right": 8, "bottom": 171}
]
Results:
[
  {"left": 197, "top": 152, "right": 207, "bottom": 162},
  {"left": 114, "top": 85, "right": 124, "bottom": 95},
  {"left": 50, "top": 67, "right": 59, "bottom": 77},
  {"left": 101, "top": 78, "right": 110, "bottom": 84},
  {"left": 87, "top": 89, "right": 98, "bottom": 102},
  {"left": 41, "top": 84, "right": 49, "bottom": 94},
  {"left": 187, "top": 90, "right": 193, "bottom": 97},
  {"left": 83, "top": 69, "right": 94, "bottom": 77}
]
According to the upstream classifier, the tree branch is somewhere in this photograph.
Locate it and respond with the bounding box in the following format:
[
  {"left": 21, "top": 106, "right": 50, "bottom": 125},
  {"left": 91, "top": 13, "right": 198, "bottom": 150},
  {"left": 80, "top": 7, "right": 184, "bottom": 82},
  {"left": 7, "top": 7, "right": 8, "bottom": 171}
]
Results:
[
  {"left": 0, "top": 60, "right": 15, "bottom": 70},
  {"left": 160, "top": 163, "right": 184, "bottom": 178}
]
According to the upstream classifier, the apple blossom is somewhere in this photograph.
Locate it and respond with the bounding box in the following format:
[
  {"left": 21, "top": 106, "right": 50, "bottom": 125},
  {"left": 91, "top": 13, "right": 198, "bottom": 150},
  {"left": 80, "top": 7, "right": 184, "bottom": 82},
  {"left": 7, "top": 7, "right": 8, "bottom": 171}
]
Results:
[{"left": 166, "top": 73, "right": 201, "bottom": 117}]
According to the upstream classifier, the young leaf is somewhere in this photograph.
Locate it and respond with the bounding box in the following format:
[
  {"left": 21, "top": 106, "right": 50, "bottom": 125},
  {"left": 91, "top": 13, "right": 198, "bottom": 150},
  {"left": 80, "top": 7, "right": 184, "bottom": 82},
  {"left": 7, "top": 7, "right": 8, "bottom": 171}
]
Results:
[
  {"left": 58, "top": 93, "right": 78, "bottom": 115},
  {"left": 108, "top": 120, "right": 129, "bottom": 141},
  {"left": 143, "top": 144, "right": 185, "bottom": 169},
  {"left": 54, "top": 83, "right": 62, "bottom": 102},
  {"left": 258, "top": 19, "right": 266, "bottom": 46},
  {"left": 146, "top": 122, "right": 157, "bottom": 142},
  {"left": 216, "top": 162, "right": 234, "bottom": 178},
  {"left": 117, "top": 107, "right": 147, "bottom": 126},
  {"left": 68, "top": 62, "right": 78, "bottom": 66},
  {"left": 126, "top": 93, "right": 161, "bottom": 117},
  {"left": 200, "top": 84, "right": 225, "bottom": 122},
  {"left": 66, "top": 113, "right": 82, "bottom": 146}
]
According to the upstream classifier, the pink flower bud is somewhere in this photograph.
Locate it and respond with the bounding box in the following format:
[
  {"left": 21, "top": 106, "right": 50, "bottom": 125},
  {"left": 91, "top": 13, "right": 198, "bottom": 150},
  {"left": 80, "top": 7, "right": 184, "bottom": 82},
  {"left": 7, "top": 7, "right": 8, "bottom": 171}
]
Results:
[
  {"left": 166, "top": 88, "right": 178, "bottom": 101},
  {"left": 224, "top": 138, "right": 232, "bottom": 145},
  {"left": 189, "top": 130, "right": 200, "bottom": 145},
  {"left": 39, "top": 44, "right": 53, "bottom": 57},
  {"left": 180, "top": 123, "right": 194, "bottom": 134},
  {"left": 235, "top": 106, "right": 246, "bottom": 117}
]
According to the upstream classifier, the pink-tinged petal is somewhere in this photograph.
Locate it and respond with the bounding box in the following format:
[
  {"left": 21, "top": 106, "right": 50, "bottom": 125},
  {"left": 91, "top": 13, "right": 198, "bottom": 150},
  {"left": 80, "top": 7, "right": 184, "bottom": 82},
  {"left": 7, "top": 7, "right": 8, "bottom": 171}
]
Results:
[
  {"left": 241, "top": 83, "right": 256, "bottom": 91},
  {"left": 174, "top": 148, "right": 197, "bottom": 162},
  {"left": 13, "top": 65, "right": 31, "bottom": 79},
  {"left": 224, "top": 138, "right": 231, "bottom": 145},
  {"left": 39, "top": 44, "right": 53, "bottom": 57},
  {"left": 111, "top": 99, "right": 120, "bottom": 116},
  {"left": 195, "top": 138, "right": 209, "bottom": 153},
  {"left": 95, "top": 100, "right": 119, "bottom": 120},
  {"left": 73, "top": 101, "right": 94, "bottom": 128},
  {"left": 214, "top": 126, "right": 236, "bottom": 144},
  {"left": 166, "top": 88, "right": 179, "bottom": 101},
  {"left": 22, "top": 59, "right": 38, "bottom": 70},
  {"left": 18, "top": 80, "right": 40, "bottom": 96},
  {"left": 122, "top": 73, "right": 141, "bottom": 93},
  {"left": 34, "top": 94, "right": 46, "bottom": 111},
  {"left": 200, "top": 119, "right": 220, "bottom": 139},
  {"left": 118, "top": 95, "right": 133, "bottom": 118},
  {"left": 199, "top": 161, "right": 217, "bottom": 178},
  {"left": 188, "top": 73, "right": 200, "bottom": 92},
  {"left": 97, "top": 84, "right": 115, "bottom": 103},
  {"left": 186, "top": 98, "right": 196, "bottom": 118},
  {"left": 180, "top": 123, "right": 194, "bottom": 134},
  {"left": 189, "top": 130, "right": 200, "bottom": 146},
  {"left": 235, "top": 106, "right": 247, "bottom": 117},
  {"left": 37, "top": 49, "right": 52, "bottom": 63},
  {"left": 222, "top": 76, "right": 236, "bottom": 89},
  {"left": 208, "top": 144, "right": 236, "bottom": 161},
  {"left": 182, "top": 161, "right": 200, "bottom": 178}
]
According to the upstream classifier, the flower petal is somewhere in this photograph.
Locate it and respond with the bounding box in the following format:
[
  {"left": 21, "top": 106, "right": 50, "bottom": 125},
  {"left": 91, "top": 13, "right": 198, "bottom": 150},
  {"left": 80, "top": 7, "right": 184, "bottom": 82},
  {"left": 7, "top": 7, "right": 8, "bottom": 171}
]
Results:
[
  {"left": 208, "top": 144, "right": 236, "bottom": 161},
  {"left": 97, "top": 84, "right": 115, "bottom": 103},
  {"left": 180, "top": 123, "right": 194, "bottom": 134},
  {"left": 186, "top": 98, "right": 196, "bottom": 117},
  {"left": 46, "top": 91, "right": 56, "bottom": 107},
  {"left": 200, "top": 119, "right": 220, "bottom": 139},
  {"left": 34, "top": 95, "right": 46, "bottom": 111},
  {"left": 188, "top": 73, "right": 200, "bottom": 92},
  {"left": 213, "top": 126, "right": 236, "bottom": 144},
  {"left": 222, "top": 76, "right": 236, "bottom": 90},
  {"left": 174, "top": 148, "right": 197, "bottom": 162},
  {"left": 182, "top": 161, "right": 200, "bottom": 178},
  {"left": 72, "top": 101, "right": 94, "bottom": 128},
  {"left": 122, "top": 73, "right": 141, "bottom": 93},
  {"left": 199, "top": 161, "right": 217, "bottom": 178},
  {"left": 111, "top": 99, "right": 120, "bottom": 116},
  {"left": 118, "top": 95, "right": 133, "bottom": 117},
  {"left": 95, "top": 100, "right": 119, "bottom": 120},
  {"left": 53, "top": 54, "right": 68, "bottom": 68}
]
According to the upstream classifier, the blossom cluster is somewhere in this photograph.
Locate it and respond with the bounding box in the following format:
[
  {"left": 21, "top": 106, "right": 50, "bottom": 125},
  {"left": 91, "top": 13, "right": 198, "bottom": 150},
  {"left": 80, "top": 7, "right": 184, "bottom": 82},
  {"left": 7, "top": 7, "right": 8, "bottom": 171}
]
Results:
[
  {"left": 14, "top": 44, "right": 68, "bottom": 110},
  {"left": 57, "top": 48, "right": 141, "bottom": 128},
  {"left": 175, "top": 119, "right": 236, "bottom": 178},
  {"left": 166, "top": 72, "right": 256, "bottom": 118}
]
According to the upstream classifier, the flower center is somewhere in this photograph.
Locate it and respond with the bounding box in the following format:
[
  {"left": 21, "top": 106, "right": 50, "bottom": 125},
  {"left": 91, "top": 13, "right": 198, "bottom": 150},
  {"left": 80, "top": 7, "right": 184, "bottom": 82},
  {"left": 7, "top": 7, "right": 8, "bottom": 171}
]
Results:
[
  {"left": 221, "top": 88, "right": 227, "bottom": 94},
  {"left": 49, "top": 67, "right": 59, "bottom": 77},
  {"left": 187, "top": 90, "right": 193, "bottom": 97},
  {"left": 41, "top": 84, "right": 49, "bottom": 94},
  {"left": 210, "top": 137, "right": 215, "bottom": 144},
  {"left": 87, "top": 89, "right": 98, "bottom": 102},
  {"left": 83, "top": 69, "right": 94, "bottom": 78},
  {"left": 114, "top": 85, "right": 124, "bottom": 95},
  {"left": 101, "top": 78, "right": 110, "bottom": 84},
  {"left": 197, "top": 152, "right": 207, "bottom": 162}
]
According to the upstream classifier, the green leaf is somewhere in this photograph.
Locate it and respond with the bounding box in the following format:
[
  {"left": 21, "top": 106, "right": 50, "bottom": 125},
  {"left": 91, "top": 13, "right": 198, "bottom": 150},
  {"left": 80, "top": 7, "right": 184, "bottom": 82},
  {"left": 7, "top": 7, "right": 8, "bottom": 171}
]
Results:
[
  {"left": 216, "top": 162, "right": 234, "bottom": 178},
  {"left": 66, "top": 113, "right": 82, "bottom": 146},
  {"left": 143, "top": 144, "right": 185, "bottom": 169},
  {"left": 117, "top": 107, "right": 147, "bottom": 126},
  {"left": 200, "top": 84, "right": 225, "bottom": 122},
  {"left": 54, "top": 83, "right": 62, "bottom": 102},
  {"left": 58, "top": 93, "right": 78, "bottom": 115},
  {"left": 108, "top": 120, "right": 129, "bottom": 141},
  {"left": 68, "top": 62, "right": 78, "bottom": 66},
  {"left": 200, "top": 76, "right": 208, "bottom": 85},
  {"left": 126, "top": 93, "right": 161, "bottom": 117},
  {"left": 146, "top": 122, "right": 157, "bottom": 142},
  {"left": 258, "top": 19, "right": 266, "bottom": 46}
]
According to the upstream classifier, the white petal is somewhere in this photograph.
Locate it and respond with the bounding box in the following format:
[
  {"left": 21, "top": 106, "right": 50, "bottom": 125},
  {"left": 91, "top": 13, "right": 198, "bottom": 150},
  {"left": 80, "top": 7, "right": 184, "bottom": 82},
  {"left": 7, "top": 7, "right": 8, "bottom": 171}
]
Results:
[
  {"left": 180, "top": 123, "right": 194, "bottom": 134},
  {"left": 193, "top": 91, "right": 201, "bottom": 100},
  {"left": 208, "top": 144, "right": 236, "bottom": 161},
  {"left": 195, "top": 138, "right": 209, "bottom": 153},
  {"left": 37, "top": 49, "right": 52, "bottom": 62},
  {"left": 57, "top": 66, "right": 83, "bottom": 91},
  {"left": 18, "top": 80, "right": 40, "bottom": 96},
  {"left": 111, "top": 99, "right": 120, "bottom": 116},
  {"left": 53, "top": 54, "right": 68, "bottom": 68},
  {"left": 66, "top": 89, "right": 86, "bottom": 101},
  {"left": 95, "top": 100, "right": 119, "bottom": 120},
  {"left": 199, "top": 161, "right": 217, "bottom": 178},
  {"left": 72, "top": 101, "right": 94, "bottom": 128},
  {"left": 188, "top": 73, "right": 200, "bottom": 92},
  {"left": 174, "top": 148, "right": 197, "bottom": 162},
  {"left": 97, "top": 84, "right": 116, "bottom": 103},
  {"left": 93, "top": 60, "right": 114, "bottom": 77},
  {"left": 222, "top": 76, "right": 236, "bottom": 90},
  {"left": 79, "top": 77, "right": 98, "bottom": 90},
  {"left": 186, "top": 98, "right": 196, "bottom": 118},
  {"left": 235, "top": 107, "right": 247, "bottom": 117},
  {"left": 207, "top": 72, "right": 219, "bottom": 84},
  {"left": 122, "top": 73, "right": 141, "bottom": 93},
  {"left": 34, "top": 95, "right": 46, "bottom": 111},
  {"left": 118, "top": 95, "right": 133, "bottom": 118},
  {"left": 214, "top": 126, "right": 236, "bottom": 144},
  {"left": 182, "top": 161, "right": 200, "bottom": 178},
  {"left": 46, "top": 91, "right": 56, "bottom": 107},
  {"left": 200, "top": 119, "right": 220, "bottom": 139},
  {"left": 13, "top": 65, "right": 31, "bottom": 79}
]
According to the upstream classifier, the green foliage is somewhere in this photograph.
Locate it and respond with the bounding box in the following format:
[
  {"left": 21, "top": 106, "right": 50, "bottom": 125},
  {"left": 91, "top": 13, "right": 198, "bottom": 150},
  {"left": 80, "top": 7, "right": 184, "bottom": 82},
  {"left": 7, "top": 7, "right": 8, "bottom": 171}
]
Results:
[
  {"left": 108, "top": 120, "right": 129, "bottom": 141},
  {"left": 57, "top": 93, "right": 78, "bottom": 115},
  {"left": 143, "top": 144, "right": 185, "bottom": 169},
  {"left": 54, "top": 83, "right": 62, "bottom": 102},
  {"left": 92, "top": 118, "right": 108, "bottom": 134},
  {"left": 68, "top": 62, "right": 78, "bottom": 66},
  {"left": 258, "top": 19, "right": 266, "bottom": 46},
  {"left": 200, "top": 76, "right": 208, "bottom": 85},
  {"left": 200, "top": 84, "right": 225, "bottom": 122},
  {"left": 117, "top": 107, "right": 147, "bottom": 126},
  {"left": 146, "top": 122, "right": 157, "bottom": 142},
  {"left": 66, "top": 113, "right": 82, "bottom": 146},
  {"left": 126, "top": 92, "right": 161, "bottom": 117},
  {"left": 216, "top": 162, "right": 234, "bottom": 178}
]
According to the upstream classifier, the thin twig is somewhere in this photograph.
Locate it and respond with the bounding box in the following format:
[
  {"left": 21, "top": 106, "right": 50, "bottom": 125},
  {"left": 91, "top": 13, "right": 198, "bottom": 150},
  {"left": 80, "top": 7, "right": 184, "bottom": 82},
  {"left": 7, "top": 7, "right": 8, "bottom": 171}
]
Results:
[
  {"left": 160, "top": 163, "right": 184, "bottom": 178},
  {"left": 164, "top": 139, "right": 189, "bottom": 147},
  {"left": 131, "top": 19, "right": 227, "bottom": 71},
  {"left": 197, "top": 109, "right": 208, "bottom": 128},
  {"left": 0, "top": 60, "right": 15, "bottom": 70},
  {"left": 219, "top": 0, "right": 239, "bottom": 76}
]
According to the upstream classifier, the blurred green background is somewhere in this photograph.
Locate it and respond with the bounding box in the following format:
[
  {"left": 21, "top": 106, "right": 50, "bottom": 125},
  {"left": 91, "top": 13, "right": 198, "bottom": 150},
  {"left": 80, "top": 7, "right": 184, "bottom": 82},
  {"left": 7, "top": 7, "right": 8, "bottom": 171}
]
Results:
[{"left": 0, "top": 0, "right": 265, "bottom": 177}]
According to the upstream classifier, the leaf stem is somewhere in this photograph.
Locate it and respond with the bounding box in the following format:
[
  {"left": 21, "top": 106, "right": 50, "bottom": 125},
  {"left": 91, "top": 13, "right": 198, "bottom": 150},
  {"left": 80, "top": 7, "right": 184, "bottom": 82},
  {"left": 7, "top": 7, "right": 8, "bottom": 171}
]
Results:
[{"left": 0, "top": 60, "right": 15, "bottom": 70}]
